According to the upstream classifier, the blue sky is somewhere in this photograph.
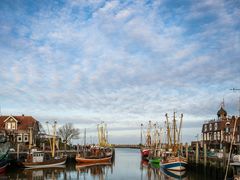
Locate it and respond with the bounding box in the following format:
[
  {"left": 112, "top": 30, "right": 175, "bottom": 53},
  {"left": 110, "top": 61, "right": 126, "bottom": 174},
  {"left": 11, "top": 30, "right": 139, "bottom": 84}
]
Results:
[{"left": 0, "top": 0, "right": 240, "bottom": 144}]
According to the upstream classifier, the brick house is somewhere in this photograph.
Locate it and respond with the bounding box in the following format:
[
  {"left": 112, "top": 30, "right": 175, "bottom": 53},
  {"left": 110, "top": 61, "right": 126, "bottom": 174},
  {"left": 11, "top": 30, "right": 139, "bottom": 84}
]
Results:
[
  {"left": 0, "top": 115, "right": 40, "bottom": 149},
  {"left": 202, "top": 105, "right": 240, "bottom": 151}
]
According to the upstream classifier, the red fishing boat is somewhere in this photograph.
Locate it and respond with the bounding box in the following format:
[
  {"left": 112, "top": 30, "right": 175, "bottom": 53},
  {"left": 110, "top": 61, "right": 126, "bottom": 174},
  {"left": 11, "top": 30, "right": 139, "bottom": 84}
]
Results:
[
  {"left": 140, "top": 148, "right": 150, "bottom": 159},
  {"left": 75, "top": 155, "right": 112, "bottom": 163}
]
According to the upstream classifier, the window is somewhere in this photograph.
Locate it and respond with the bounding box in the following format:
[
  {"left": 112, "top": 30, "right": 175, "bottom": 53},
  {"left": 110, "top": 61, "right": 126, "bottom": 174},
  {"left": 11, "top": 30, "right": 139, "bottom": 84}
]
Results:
[
  {"left": 217, "top": 132, "right": 220, "bottom": 140},
  {"left": 7, "top": 123, "right": 11, "bottom": 129},
  {"left": 11, "top": 122, "right": 15, "bottom": 129},
  {"left": 24, "top": 134, "right": 28, "bottom": 142},
  {"left": 214, "top": 123, "right": 218, "bottom": 130},
  {"left": 209, "top": 124, "right": 212, "bottom": 131},
  {"left": 204, "top": 125, "right": 207, "bottom": 132},
  {"left": 17, "top": 134, "right": 22, "bottom": 142},
  {"left": 225, "top": 127, "right": 230, "bottom": 133}
]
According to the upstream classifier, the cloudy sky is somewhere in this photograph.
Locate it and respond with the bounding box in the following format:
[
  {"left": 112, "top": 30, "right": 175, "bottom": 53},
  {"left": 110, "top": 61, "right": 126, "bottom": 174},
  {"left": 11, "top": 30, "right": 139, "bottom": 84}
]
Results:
[{"left": 0, "top": 0, "right": 239, "bottom": 144}]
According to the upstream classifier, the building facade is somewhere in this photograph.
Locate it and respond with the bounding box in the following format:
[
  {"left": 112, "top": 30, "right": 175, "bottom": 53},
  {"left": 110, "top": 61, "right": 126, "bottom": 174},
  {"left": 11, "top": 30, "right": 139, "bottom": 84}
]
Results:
[
  {"left": 0, "top": 115, "right": 40, "bottom": 149},
  {"left": 202, "top": 105, "right": 240, "bottom": 151}
]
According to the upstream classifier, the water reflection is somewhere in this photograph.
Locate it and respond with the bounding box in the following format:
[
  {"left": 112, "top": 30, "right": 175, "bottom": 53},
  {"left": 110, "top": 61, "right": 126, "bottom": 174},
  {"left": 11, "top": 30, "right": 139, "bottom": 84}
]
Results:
[
  {"left": 141, "top": 159, "right": 188, "bottom": 180},
  {"left": 75, "top": 162, "right": 113, "bottom": 180},
  {"left": 8, "top": 166, "right": 65, "bottom": 180}
]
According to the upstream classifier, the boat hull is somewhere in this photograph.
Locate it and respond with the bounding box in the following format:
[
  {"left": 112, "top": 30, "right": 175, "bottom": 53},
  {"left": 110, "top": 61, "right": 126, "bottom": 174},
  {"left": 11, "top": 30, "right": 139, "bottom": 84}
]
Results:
[
  {"left": 149, "top": 157, "right": 161, "bottom": 164},
  {"left": 21, "top": 157, "right": 67, "bottom": 168},
  {"left": 161, "top": 161, "right": 187, "bottom": 171},
  {"left": 0, "top": 160, "right": 8, "bottom": 174},
  {"left": 140, "top": 149, "right": 150, "bottom": 159},
  {"left": 75, "top": 156, "right": 112, "bottom": 163}
]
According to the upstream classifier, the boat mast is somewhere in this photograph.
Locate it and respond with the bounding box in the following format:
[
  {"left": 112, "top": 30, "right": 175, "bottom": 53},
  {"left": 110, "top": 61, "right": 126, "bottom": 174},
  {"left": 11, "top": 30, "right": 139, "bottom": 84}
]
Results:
[
  {"left": 165, "top": 114, "right": 172, "bottom": 149},
  {"left": 46, "top": 121, "right": 52, "bottom": 153},
  {"left": 173, "top": 112, "right": 176, "bottom": 153},
  {"left": 140, "top": 124, "right": 143, "bottom": 146},
  {"left": 177, "top": 114, "right": 183, "bottom": 147},
  {"left": 52, "top": 120, "right": 57, "bottom": 158},
  {"left": 146, "top": 121, "right": 152, "bottom": 147}
]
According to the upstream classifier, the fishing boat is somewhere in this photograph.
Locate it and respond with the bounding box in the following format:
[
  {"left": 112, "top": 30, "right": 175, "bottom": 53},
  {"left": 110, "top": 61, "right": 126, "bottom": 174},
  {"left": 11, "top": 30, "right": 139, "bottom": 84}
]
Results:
[
  {"left": 75, "top": 155, "right": 112, "bottom": 163},
  {"left": 76, "top": 122, "right": 114, "bottom": 164},
  {"left": 19, "top": 121, "right": 67, "bottom": 168},
  {"left": 161, "top": 113, "right": 188, "bottom": 171},
  {"left": 140, "top": 121, "right": 152, "bottom": 160},
  {"left": 20, "top": 150, "right": 67, "bottom": 168},
  {"left": 0, "top": 136, "right": 9, "bottom": 173},
  {"left": 161, "top": 154, "right": 187, "bottom": 171}
]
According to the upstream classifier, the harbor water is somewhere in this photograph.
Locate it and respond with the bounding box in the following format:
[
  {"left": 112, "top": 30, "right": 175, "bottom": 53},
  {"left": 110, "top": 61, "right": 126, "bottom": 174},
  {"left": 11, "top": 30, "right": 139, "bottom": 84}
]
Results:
[{"left": 2, "top": 148, "right": 225, "bottom": 179}]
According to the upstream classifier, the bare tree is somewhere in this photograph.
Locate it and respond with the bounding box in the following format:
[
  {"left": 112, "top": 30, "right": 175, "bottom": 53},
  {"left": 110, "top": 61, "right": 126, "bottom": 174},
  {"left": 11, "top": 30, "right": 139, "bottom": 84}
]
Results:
[{"left": 57, "top": 123, "right": 80, "bottom": 150}]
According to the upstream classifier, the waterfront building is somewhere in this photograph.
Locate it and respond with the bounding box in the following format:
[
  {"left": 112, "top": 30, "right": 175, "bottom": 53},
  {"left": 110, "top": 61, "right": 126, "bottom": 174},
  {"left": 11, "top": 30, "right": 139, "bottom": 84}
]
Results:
[
  {"left": 0, "top": 115, "right": 40, "bottom": 149},
  {"left": 202, "top": 104, "right": 240, "bottom": 151}
]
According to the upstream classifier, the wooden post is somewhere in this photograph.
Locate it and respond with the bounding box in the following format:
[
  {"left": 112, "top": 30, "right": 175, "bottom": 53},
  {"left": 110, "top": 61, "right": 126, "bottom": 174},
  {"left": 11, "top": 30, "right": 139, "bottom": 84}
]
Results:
[
  {"left": 185, "top": 143, "right": 188, "bottom": 160},
  {"left": 204, "top": 143, "right": 207, "bottom": 167},
  {"left": 17, "top": 143, "right": 20, "bottom": 160},
  {"left": 196, "top": 142, "right": 199, "bottom": 164},
  {"left": 223, "top": 145, "right": 226, "bottom": 169},
  {"left": 29, "top": 127, "right": 33, "bottom": 150}
]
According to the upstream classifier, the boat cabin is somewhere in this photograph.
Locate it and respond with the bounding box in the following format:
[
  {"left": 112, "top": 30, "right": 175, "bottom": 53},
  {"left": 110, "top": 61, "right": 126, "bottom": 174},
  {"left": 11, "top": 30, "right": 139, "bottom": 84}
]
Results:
[{"left": 32, "top": 151, "right": 44, "bottom": 163}]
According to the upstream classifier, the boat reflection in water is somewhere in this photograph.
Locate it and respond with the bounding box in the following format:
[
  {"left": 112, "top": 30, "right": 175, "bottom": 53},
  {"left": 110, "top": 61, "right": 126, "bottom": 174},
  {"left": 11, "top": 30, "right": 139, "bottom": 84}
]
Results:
[
  {"left": 10, "top": 165, "right": 66, "bottom": 180},
  {"left": 160, "top": 167, "right": 187, "bottom": 180},
  {"left": 75, "top": 162, "right": 114, "bottom": 179},
  {"left": 140, "top": 160, "right": 188, "bottom": 180}
]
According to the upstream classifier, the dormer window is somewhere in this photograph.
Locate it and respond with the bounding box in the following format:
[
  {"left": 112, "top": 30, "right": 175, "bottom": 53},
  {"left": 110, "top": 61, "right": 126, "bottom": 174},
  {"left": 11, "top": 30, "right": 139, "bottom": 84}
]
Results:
[{"left": 6, "top": 122, "right": 16, "bottom": 130}]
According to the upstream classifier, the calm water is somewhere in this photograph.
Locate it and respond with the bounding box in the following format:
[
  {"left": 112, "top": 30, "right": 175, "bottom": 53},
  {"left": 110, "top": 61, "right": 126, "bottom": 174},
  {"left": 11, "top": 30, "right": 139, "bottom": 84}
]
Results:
[{"left": 1, "top": 148, "right": 225, "bottom": 180}]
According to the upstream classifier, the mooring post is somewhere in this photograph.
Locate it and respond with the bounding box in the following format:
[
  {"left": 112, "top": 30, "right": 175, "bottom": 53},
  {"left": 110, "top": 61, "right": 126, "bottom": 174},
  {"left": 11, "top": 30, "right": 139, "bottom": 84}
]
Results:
[
  {"left": 223, "top": 146, "right": 226, "bottom": 169},
  {"left": 204, "top": 143, "right": 207, "bottom": 167},
  {"left": 17, "top": 143, "right": 20, "bottom": 160},
  {"left": 185, "top": 143, "right": 188, "bottom": 160},
  {"left": 196, "top": 142, "right": 199, "bottom": 164}
]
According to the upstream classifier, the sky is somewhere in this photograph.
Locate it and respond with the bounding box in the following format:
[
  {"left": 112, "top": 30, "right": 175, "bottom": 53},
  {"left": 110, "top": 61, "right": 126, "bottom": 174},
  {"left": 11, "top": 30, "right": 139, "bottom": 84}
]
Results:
[{"left": 0, "top": 0, "right": 240, "bottom": 144}]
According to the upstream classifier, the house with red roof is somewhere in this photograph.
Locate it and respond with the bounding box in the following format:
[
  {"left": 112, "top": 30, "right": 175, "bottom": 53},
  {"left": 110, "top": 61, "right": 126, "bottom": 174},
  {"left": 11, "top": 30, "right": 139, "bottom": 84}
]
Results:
[{"left": 0, "top": 114, "right": 40, "bottom": 149}]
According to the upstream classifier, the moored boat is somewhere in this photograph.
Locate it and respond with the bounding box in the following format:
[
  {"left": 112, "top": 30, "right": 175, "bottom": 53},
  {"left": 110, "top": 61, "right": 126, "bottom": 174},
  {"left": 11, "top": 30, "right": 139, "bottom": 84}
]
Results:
[
  {"left": 75, "top": 154, "right": 112, "bottom": 163},
  {"left": 140, "top": 148, "right": 150, "bottom": 159},
  {"left": 161, "top": 156, "right": 187, "bottom": 171},
  {"left": 20, "top": 151, "right": 67, "bottom": 168},
  {"left": 149, "top": 157, "right": 161, "bottom": 164}
]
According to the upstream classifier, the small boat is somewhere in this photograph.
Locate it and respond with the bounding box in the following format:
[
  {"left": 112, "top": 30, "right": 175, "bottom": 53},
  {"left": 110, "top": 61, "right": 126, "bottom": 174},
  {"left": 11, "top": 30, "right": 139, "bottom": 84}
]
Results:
[
  {"left": 75, "top": 154, "right": 112, "bottom": 163},
  {"left": 149, "top": 157, "right": 161, "bottom": 164},
  {"left": 161, "top": 156, "right": 187, "bottom": 171},
  {"left": 140, "top": 148, "right": 150, "bottom": 159},
  {"left": 20, "top": 151, "right": 67, "bottom": 168}
]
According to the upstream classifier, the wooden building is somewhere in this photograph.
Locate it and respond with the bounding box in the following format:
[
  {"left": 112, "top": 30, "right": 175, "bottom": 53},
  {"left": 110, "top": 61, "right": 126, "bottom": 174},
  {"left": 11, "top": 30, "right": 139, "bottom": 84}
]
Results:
[
  {"left": 0, "top": 115, "right": 40, "bottom": 149},
  {"left": 202, "top": 105, "right": 240, "bottom": 151}
]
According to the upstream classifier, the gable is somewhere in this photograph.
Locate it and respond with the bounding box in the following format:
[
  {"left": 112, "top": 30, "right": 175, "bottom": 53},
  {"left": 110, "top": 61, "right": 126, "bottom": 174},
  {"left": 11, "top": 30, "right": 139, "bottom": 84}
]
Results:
[{"left": 3, "top": 116, "right": 18, "bottom": 123}]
